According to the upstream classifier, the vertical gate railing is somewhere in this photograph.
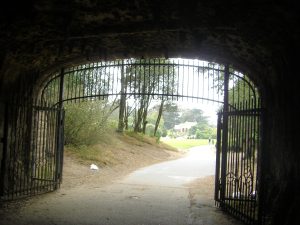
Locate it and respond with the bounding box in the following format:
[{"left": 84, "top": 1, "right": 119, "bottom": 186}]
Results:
[
  {"left": 0, "top": 70, "right": 64, "bottom": 200},
  {"left": 215, "top": 64, "right": 261, "bottom": 224},
  {"left": 0, "top": 103, "right": 64, "bottom": 200},
  {"left": 215, "top": 105, "right": 261, "bottom": 224},
  {"left": 31, "top": 105, "right": 64, "bottom": 194}
]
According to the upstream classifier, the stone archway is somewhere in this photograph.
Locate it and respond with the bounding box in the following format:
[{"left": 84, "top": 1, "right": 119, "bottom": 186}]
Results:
[
  {"left": 1, "top": 57, "right": 262, "bottom": 224},
  {"left": 1, "top": 2, "right": 299, "bottom": 225}
]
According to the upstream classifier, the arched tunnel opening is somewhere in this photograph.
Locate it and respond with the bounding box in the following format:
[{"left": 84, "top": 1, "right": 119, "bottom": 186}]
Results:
[
  {"left": 1, "top": 2, "right": 299, "bottom": 224},
  {"left": 0, "top": 58, "right": 262, "bottom": 225}
]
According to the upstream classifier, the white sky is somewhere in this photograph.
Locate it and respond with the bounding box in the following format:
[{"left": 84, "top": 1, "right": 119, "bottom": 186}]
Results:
[{"left": 173, "top": 58, "right": 222, "bottom": 126}]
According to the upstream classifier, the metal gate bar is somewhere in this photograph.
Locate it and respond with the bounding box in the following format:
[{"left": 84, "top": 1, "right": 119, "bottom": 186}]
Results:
[
  {"left": 215, "top": 100, "right": 261, "bottom": 224},
  {"left": 40, "top": 59, "right": 257, "bottom": 107},
  {"left": 0, "top": 103, "right": 63, "bottom": 200}
]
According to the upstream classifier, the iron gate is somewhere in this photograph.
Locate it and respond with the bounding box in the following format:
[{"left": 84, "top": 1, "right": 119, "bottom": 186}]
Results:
[
  {"left": 215, "top": 102, "right": 261, "bottom": 224},
  {"left": 0, "top": 103, "right": 64, "bottom": 200}
]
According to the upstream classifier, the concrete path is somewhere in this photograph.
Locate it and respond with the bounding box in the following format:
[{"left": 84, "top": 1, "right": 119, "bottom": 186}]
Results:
[
  {"left": 123, "top": 145, "right": 216, "bottom": 187},
  {"left": 1, "top": 145, "right": 243, "bottom": 225}
]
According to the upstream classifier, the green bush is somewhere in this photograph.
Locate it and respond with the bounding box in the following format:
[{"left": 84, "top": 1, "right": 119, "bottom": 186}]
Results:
[
  {"left": 145, "top": 123, "right": 155, "bottom": 136},
  {"left": 195, "top": 129, "right": 202, "bottom": 139},
  {"left": 64, "top": 101, "right": 116, "bottom": 146},
  {"left": 161, "top": 128, "right": 168, "bottom": 137},
  {"left": 189, "top": 124, "right": 217, "bottom": 139}
]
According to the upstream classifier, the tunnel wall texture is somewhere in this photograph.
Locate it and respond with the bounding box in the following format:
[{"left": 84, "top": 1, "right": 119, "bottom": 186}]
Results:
[{"left": 0, "top": 1, "right": 299, "bottom": 224}]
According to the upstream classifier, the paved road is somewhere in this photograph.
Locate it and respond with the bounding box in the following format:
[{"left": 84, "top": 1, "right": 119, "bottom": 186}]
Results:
[
  {"left": 1, "top": 145, "right": 242, "bottom": 225},
  {"left": 123, "top": 145, "right": 216, "bottom": 187}
]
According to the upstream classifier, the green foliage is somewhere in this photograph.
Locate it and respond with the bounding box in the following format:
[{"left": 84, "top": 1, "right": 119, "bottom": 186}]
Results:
[
  {"left": 228, "top": 75, "right": 259, "bottom": 105},
  {"left": 166, "top": 107, "right": 217, "bottom": 139},
  {"left": 161, "top": 138, "right": 208, "bottom": 149},
  {"left": 195, "top": 129, "right": 201, "bottom": 139},
  {"left": 145, "top": 123, "right": 166, "bottom": 143},
  {"left": 64, "top": 100, "right": 116, "bottom": 146},
  {"left": 162, "top": 102, "right": 180, "bottom": 130},
  {"left": 179, "top": 108, "right": 208, "bottom": 124},
  {"left": 147, "top": 111, "right": 164, "bottom": 127},
  {"left": 161, "top": 128, "right": 168, "bottom": 137},
  {"left": 122, "top": 59, "right": 178, "bottom": 133},
  {"left": 189, "top": 124, "right": 217, "bottom": 139},
  {"left": 146, "top": 110, "right": 166, "bottom": 135},
  {"left": 145, "top": 123, "right": 156, "bottom": 136}
]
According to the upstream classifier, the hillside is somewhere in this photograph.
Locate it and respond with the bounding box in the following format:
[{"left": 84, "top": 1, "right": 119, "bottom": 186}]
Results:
[{"left": 62, "top": 132, "right": 183, "bottom": 189}]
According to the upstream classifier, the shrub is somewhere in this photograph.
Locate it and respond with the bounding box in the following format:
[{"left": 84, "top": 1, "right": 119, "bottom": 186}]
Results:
[{"left": 64, "top": 101, "right": 116, "bottom": 146}]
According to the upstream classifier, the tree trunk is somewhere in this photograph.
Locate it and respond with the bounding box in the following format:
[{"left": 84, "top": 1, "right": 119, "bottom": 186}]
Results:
[
  {"left": 124, "top": 102, "right": 128, "bottom": 130},
  {"left": 142, "top": 109, "right": 148, "bottom": 134},
  {"left": 117, "top": 61, "right": 126, "bottom": 132},
  {"left": 142, "top": 95, "right": 151, "bottom": 134},
  {"left": 154, "top": 100, "right": 164, "bottom": 136},
  {"left": 134, "top": 104, "right": 143, "bottom": 132}
]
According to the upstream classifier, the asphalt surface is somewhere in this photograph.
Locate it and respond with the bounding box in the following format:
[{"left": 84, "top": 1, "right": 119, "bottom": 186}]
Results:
[
  {"left": 1, "top": 145, "right": 242, "bottom": 225},
  {"left": 123, "top": 145, "right": 216, "bottom": 187}
]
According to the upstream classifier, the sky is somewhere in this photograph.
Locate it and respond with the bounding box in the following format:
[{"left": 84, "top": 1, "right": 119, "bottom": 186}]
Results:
[{"left": 172, "top": 58, "right": 222, "bottom": 126}]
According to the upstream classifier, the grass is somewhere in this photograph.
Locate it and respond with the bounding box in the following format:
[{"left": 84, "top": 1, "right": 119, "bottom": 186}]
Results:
[
  {"left": 64, "top": 130, "right": 178, "bottom": 166},
  {"left": 124, "top": 131, "right": 178, "bottom": 152},
  {"left": 64, "top": 131, "right": 122, "bottom": 166},
  {"left": 64, "top": 144, "right": 118, "bottom": 165},
  {"left": 161, "top": 138, "right": 214, "bottom": 150}
]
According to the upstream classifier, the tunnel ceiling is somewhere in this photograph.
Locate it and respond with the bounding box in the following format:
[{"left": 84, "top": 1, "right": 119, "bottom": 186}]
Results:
[{"left": 0, "top": 0, "right": 299, "bottom": 78}]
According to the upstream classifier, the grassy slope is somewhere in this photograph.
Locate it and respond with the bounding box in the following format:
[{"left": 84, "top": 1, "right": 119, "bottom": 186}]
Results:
[{"left": 64, "top": 131, "right": 179, "bottom": 168}]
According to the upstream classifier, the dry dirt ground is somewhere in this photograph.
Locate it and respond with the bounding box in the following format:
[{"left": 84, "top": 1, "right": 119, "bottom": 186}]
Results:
[{"left": 61, "top": 134, "right": 184, "bottom": 189}]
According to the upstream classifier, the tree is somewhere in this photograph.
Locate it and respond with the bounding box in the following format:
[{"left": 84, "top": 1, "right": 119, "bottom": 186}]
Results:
[
  {"left": 154, "top": 100, "right": 165, "bottom": 136},
  {"left": 189, "top": 123, "right": 217, "bottom": 139},
  {"left": 64, "top": 99, "right": 118, "bottom": 146},
  {"left": 162, "top": 102, "right": 180, "bottom": 130},
  {"left": 180, "top": 108, "right": 208, "bottom": 124},
  {"left": 117, "top": 60, "right": 126, "bottom": 132},
  {"left": 195, "top": 129, "right": 201, "bottom": 139},
  {"left": 122, "top": 58, "right": 177, "bottom": 134}
]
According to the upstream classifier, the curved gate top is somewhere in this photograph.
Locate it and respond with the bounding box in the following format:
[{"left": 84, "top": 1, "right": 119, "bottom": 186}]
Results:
[
  {"left": 39, "top": 58, "right": 258, "bottom": 107},
  {"left": 0, "top": 58, "right": 262, "bottom": 225}
]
